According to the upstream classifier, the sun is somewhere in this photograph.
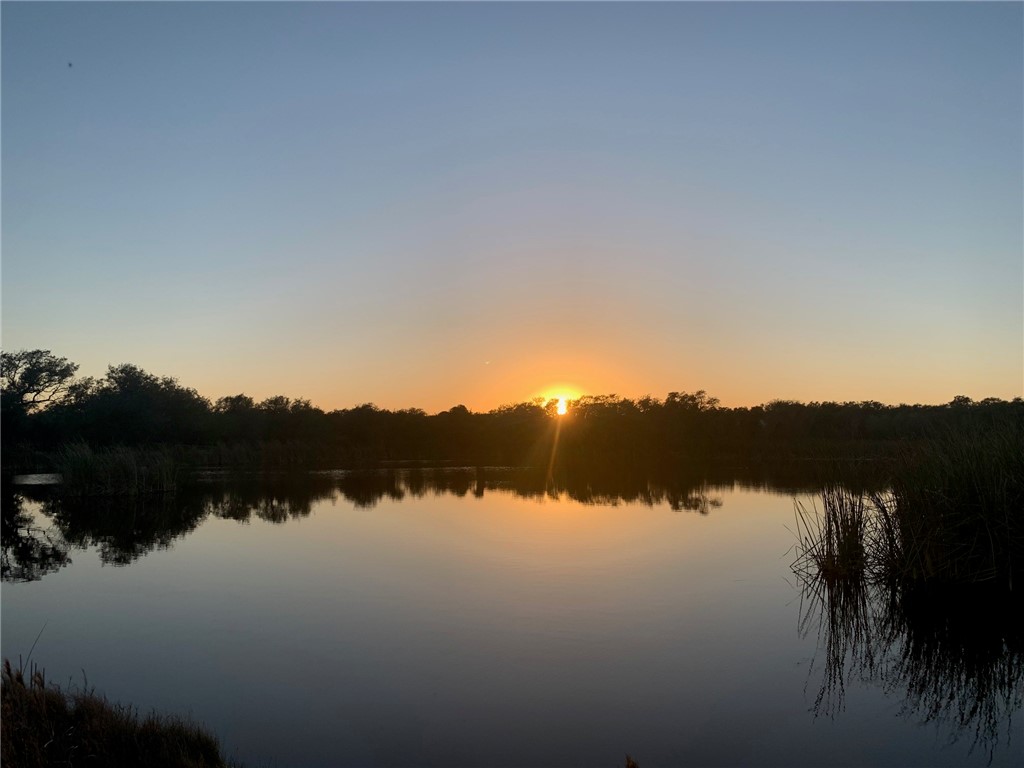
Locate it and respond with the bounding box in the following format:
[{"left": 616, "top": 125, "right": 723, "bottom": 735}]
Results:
[{"left": 537, "top": 384, "right": 582, "bottom": 415}]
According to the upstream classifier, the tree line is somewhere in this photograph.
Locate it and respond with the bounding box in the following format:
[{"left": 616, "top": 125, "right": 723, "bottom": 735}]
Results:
[{"left": 2, "top": 349, "right": 1021, "bottom": 471}]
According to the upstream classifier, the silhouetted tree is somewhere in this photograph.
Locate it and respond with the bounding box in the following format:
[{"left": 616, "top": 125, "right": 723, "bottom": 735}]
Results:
[
  {"left": 1, "top": 350, "right": 78, "bottom": 413},
  {"left": 3, "top": 350, "right": 1022, "bottom": 470},
  {"left": 1, "top": 350, "right": 78, "bottom": 447}
]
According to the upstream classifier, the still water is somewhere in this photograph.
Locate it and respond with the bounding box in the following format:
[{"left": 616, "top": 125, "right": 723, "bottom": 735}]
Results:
[{"left": 2, "top": 469, "right": 1020, "bottom": 767}]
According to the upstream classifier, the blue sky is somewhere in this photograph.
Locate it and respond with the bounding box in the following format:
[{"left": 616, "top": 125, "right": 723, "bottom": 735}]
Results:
[{"left": 3, "top": 2, "right": 1021, "bottom": 411}]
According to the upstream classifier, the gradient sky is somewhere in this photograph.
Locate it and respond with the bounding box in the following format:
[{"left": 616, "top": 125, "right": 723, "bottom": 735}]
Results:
[{"left": 3, "top": 2, "right": 1021, "bottom": 412}]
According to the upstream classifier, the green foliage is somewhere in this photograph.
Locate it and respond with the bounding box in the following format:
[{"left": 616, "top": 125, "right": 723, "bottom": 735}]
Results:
[{"left": 1, "top": 659, "right": 236, "bottom": 768}]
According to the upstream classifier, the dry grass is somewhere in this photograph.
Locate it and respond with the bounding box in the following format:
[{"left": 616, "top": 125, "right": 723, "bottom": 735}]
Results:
[{"left": 1, "top": 659, "right": 236, "bottom": 768}]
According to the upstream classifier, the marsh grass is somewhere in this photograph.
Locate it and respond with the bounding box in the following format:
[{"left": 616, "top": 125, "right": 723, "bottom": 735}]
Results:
[
  {"left": 794, "top": 485, "right": 869, "bottom": 584},
  {"left": 871, "top": 427, "right": 1023, "bottom": 587},
  {"left": 793, "top": 426, "right": 1024, "bottom": 758},
  {"left": 53, "top": 443, "right": 177, "bottom": 496},
  {"left": 794, "top": 425, "right": 1023, "bottom": 590},
  {"left": 1, "top": 659, "right": 236, "bottom": 768}
]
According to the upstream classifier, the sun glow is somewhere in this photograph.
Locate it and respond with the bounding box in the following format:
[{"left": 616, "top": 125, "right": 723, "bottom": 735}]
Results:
[{"left": 537, "top": 383, "right": 583, "bottom": 412}]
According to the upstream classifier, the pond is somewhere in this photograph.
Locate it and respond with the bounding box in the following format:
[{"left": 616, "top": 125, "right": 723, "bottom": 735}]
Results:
[{"left": 2, "top": 468, "right": 1020, "bottom": 767}]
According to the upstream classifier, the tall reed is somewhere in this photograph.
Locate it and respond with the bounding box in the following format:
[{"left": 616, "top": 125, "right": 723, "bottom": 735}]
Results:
[
  {"left": 52, "top": 444, "right": 177, "bottom": 496},
  {"left": 792, "top": 426, "right": 1023, "bottom": 756},
  {"left": 871, "top": 426, "right": 1023, "bottom": 588},
  {"left": 793, "top": 485, "right": 869, "bottom": 584},
  {"left": 794, "top": 425, "right": 1023, "bottom": 590}
]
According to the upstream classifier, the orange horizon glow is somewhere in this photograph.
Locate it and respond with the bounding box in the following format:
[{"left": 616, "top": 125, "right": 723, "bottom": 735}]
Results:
[
  {"left": 3, "top": 5, "right": 1019, "bottom": 426},
  {"left": 44, "top": 354, "right": 1024, "bottom": 417}
]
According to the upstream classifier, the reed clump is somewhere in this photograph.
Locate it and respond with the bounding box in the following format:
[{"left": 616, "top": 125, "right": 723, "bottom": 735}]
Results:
[
  {"left": 794, "top": 485, "right": 869, "bottom": 583},
  {"left": 794, "top": 425, "right": 1023, "bottom": 590},
  {"left": 52, "top": 443, "right": 177, "bottom": 496},
  {"left": 871, "top": 426, "right": 1023, "bottom": 588},
  {"left": 1, "top": 659, "right": 236, "bottom": 768},
  {"left": 793, "top": 427, "right": 1024, "bottom": 759}
]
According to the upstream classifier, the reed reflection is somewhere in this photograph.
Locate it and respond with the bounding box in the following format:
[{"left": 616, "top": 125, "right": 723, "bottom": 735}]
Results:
[
  {"left": 796, "top": 553, "right": 1023, "bottom": 762},
  {"left": 792, "top": 431, "right": 1022, "bottom": 760}
]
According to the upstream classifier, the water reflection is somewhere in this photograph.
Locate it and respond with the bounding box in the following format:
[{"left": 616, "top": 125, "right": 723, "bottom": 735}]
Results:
[
  {"left": 2, "top": 467, "right": 1019, "bottom": 766},
  {"left": 3, "top": 466, "right": 745, "bottom": 580},
  {"left": 797, "top": 573, "right": 1023, "bottom": 761},
  {"left": 0, "top": 490, "right": 70, "bottom": 582},
  {"left": 0, "top": 462, "right": 886, "bottom": 581}
]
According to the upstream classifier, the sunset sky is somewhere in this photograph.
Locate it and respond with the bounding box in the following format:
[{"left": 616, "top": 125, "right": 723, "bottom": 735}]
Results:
[{"left": 3, "top": 3, "right": 1021, "bottom": 413}]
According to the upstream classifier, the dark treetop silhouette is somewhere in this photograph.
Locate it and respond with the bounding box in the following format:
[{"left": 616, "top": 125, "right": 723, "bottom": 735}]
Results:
[{"left": 2, "top": 349, "right": 1021, "bottom": 474}]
